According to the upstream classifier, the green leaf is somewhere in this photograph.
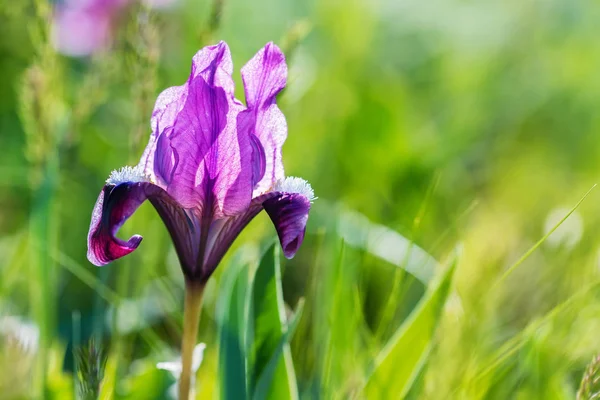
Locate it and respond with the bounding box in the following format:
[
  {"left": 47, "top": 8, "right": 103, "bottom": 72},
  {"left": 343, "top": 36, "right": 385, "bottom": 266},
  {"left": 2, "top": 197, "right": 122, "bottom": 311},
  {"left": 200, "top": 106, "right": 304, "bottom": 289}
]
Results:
[
  {"left": 363, "top": 255, "right": 458, "bottom": 398},
  {"left": 217, "top": 261, "right": 250, "bottom": 400},
  {"left": 253, "top": 300, "right": 304, "bottom": 400},
  {"left": 248, "top": 244, "right": 300, "bottom": 400}
]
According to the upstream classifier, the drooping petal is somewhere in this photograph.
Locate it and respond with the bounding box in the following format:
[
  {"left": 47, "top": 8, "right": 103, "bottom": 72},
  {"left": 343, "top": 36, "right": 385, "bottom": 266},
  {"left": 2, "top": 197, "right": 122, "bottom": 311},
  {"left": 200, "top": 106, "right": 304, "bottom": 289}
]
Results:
[
  {"left": 156, "top": 42, "right": 253, "bottom": 217},
  {"left": 264, "top": 177, "right": 314, "bottom": 258},
  {"left": 87, "top": 184, "right": 145, "bottom": 266},
  {"left": 240, "top": 42, "right": 288, "bottom": 195},
  {"left": 263, "top": 192, "right": 311, "bottom": 259},
  {"left": 87, "top": 180, "right": 200, "bottom": 273}
]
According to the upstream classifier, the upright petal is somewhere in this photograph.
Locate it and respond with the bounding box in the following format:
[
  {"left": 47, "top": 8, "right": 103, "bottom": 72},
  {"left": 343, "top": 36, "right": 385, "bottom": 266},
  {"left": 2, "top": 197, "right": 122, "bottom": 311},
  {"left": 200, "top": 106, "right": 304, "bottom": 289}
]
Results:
[
  {"left": 139, "top": 85, "right": 187, "bottom": 184},
  {"left": 240, "top": 42, "right": 288, "bottom": 195},
  {"left": 158, "top": 42, "right": 253, "bottom": 217},
  {"left": 87, "top": 179, "right": 200, "bottom": 273},
  {"left": 141, "top": 41, "right": 234, "bottom": 187}
]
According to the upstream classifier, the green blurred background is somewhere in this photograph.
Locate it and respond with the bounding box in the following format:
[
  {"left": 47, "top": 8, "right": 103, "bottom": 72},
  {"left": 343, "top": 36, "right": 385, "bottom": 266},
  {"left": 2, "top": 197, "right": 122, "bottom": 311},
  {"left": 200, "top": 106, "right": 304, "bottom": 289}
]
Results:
[{"left": 2, "top": 0, "right": 600, "bottom": 398}]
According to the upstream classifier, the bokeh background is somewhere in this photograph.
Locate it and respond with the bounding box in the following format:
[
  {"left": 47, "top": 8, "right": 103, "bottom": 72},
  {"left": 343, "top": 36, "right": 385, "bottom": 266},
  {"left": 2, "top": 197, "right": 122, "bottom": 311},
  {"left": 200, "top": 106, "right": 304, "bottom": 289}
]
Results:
[{"left": 2, "top": 0, "right": 600, "bottom": 398}]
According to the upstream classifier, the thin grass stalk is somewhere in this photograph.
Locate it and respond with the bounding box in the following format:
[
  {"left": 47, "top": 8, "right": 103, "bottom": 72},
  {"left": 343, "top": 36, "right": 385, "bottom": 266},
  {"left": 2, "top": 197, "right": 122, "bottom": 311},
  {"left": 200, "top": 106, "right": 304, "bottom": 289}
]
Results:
[
  {"left": 463, "top": 280, "right": 600, "bottom": 394},
  {"left": 496, "top": 183, "right": 596, "bottom": 285},
  {"left": 578, "top": 355, "right": 600, "bottom": 400},
  {"left": 126, "top": 4, "right": 159, "bottom": 154},
  {"left": 72, "top": 311, "right": 81, "bottom": 397},
  {"left": 20, "top": 0, "right": 67, "bottom": 394},
  {"left": 321, "top": 241, "right": 345, "bottom": 391},
  {"left": 52, "top": 248, "right": 165, "bottom": 352},
  {"left": 376, "top": 173, "right": 440, "bottom": 340},
  {"left": 28, "top": 150, "right": 60, "bottom": 397},
  {"left": 311, "top": 233, "right": 336, "bottom": 396},
  {"left": 102, "top": 6, "right": 161, "bottom": 392}
]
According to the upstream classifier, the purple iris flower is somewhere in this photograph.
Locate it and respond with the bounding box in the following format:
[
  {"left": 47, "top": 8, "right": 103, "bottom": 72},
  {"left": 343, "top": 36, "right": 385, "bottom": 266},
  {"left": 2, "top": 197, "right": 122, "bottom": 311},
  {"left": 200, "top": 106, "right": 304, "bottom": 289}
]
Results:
[{"left": 87, "top": 42, "right": 314, "bottom": 283}]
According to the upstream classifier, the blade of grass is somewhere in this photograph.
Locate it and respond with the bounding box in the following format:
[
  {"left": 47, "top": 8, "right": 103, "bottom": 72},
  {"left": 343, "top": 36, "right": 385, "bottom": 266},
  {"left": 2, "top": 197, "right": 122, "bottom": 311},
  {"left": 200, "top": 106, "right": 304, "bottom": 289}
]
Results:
[
  {"left": 1, "top": 230, "right": 28, "bottom": 296},
  {"left": 217, "top": 260, "right": 250, "bottom": 400},
  {"left": 475, "top": 280, "right": 600, "bottom": 383},
  {"left": 363, "top": 254, "right": 458, "bottom": 397},
  {"left": 72, "top": 310, "right": 81, "bottom": 398},
  {"left": 247, "top": 244, "right": 299, "bottom": 399},
  {"left": 429, "top": 199, "right": 479, "bottom": 256},
  {"left": 377, "top": 172, "right": 440, "bottom": 340},
  {"left": 253, "top": 300, "right": 305, "bottom": 400},
  {"left": 497, "top": 184, "right": 596, "bottom": 284},
  {"left": 50, "top": 249, "right": 120, "bottom": 304},
  {"left": 320, "top": 241, "right": 344, "bottom": 392},
  {"left": 50, "top": 248, "right": 165, "bottom": 353},
  {"left": 28, "top": 143, "right": 60, "bottom": 397}
]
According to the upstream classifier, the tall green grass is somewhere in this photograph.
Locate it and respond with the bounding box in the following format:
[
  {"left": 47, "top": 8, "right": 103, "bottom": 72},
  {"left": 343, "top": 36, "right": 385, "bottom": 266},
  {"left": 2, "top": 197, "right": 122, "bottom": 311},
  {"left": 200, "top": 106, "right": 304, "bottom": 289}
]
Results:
[{"left": 2, "top": 0, "right": 600, "bottom": 398}]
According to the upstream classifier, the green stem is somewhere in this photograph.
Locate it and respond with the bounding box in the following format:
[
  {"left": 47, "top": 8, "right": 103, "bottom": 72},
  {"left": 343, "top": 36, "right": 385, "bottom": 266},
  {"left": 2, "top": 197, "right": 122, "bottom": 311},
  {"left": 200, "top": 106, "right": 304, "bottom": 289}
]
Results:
[
  {"left": 179, "top": 281, "right": 205, "bottom": 400},
  {"left": 29, "top": 149, "right": 59, "bottom": 397}
]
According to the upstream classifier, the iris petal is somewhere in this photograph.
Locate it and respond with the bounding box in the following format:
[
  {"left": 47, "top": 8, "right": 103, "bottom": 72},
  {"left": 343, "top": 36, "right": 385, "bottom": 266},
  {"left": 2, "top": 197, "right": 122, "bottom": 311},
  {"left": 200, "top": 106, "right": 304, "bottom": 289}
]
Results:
[
  {"left": 242, "top": 42, "right": 287, "bottom": 112},
  {"left": 201, "top": 184, "right": 313, "bottom": 277},
  {"left": 153, "top": 42, "right": 253, "bottom": 217},
  {"left": 263, "top": 192, "right": 311, "bottom": 259},
  {"left": 140, "top": 86, "right": 187, "bottom": 184},
  {"left": 240, "top": 42, "right": 288, "bottom": 195},
  {"left": 87, "top": 183, "right": 146, "bottom": 266},
  {"left": 87, "top": 181, "right": 199, "bottom": 273},
  {"left": 201, "top": 198, "right": 265, "bottom": 278}
]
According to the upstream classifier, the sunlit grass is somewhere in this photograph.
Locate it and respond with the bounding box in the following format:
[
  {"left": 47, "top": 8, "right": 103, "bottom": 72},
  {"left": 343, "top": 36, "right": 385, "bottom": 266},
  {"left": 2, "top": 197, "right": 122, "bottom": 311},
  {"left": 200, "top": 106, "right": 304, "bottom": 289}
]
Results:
[{"left": 2, "top": 0, "right": 600, "bottom": 398}]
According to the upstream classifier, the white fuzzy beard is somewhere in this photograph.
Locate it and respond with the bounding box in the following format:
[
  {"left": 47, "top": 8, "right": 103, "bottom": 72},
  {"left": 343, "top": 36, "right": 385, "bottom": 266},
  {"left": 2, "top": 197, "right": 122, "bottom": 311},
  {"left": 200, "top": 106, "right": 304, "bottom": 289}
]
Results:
[
  {"left": 106, "top": 165, "right": 149, "bottom": 185},
  {"left": 274, "top": 176, "right": 316, "bottom": 201}
]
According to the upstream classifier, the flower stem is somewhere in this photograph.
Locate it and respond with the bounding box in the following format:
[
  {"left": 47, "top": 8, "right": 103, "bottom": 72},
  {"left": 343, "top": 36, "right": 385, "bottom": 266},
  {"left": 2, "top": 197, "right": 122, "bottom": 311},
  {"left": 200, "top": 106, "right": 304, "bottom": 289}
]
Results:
[{"left": 179, "top": 281, "right": 205, "bottom": 400}]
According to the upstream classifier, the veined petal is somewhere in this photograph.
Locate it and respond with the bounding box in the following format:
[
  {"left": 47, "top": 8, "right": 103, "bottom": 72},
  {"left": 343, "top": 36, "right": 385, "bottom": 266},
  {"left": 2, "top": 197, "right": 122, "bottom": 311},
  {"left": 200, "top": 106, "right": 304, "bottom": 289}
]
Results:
[
  {"left": 87, "top": 179, "right": 200, "bottom": 274},
  {"left": 242, "top": 42, "right": 286, "bottom": 113},
  {"left": 140, "top": 85, "right": 187, "bottom": 184},
  {"left": 87, "top": 183, "right": 145, "bottom": 266},
  {"left": 240, "top": 42, "right": 287, "bottom": 195},
  {"left": 141, "top": 42, "right": 233, "bottom": 188},
  {"left": 201, "top": 177, "right": 313, "bottom": 278},
  {"left": 201, "top": 198, "right": 265, "bottom": 279},
  {"left": 158, "top": 42, "right": 253, "bottom": 217}
]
